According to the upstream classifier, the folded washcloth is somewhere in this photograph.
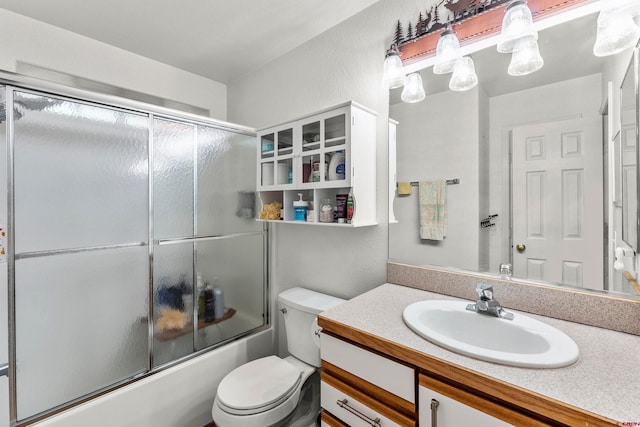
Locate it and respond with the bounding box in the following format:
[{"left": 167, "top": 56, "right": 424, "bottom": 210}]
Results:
[
  {"left": 397, "top": 182, "right": 412, "bottom": 196},
  {"left": 419, "top": 180, "right": 447, "bottom": 240}
]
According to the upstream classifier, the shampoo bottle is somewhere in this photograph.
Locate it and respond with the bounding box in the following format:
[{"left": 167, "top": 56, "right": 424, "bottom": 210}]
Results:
[
  {"left": 196, "top": 272, "right": 205, "bottom": 321},
  {"left": 346, "top": 188, "right": 355, "bottom": 223},
  {"left": 204, "top": 281, "right": 215, "bottom": 323},
  {"left": 213, "top": 287, "right": 225, "bottom": 320}
]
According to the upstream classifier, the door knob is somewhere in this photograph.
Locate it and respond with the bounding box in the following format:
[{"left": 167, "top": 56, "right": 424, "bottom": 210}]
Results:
[{"left": 516, "top": 243, "right": 526, "bottom": 253}]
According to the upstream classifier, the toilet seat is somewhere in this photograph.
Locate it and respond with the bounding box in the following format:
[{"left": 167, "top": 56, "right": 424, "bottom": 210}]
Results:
[{"left": 216, "top": 356, "right": 303, "bottom": 416}]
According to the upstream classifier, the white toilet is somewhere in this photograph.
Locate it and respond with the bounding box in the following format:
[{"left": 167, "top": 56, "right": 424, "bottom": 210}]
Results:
[{"left": 212, "top": 287, "right": 345, "bottom": 427}]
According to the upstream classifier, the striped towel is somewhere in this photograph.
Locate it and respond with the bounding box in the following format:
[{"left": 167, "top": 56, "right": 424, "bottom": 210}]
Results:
[{"left": 419, "top": 180, "right": 447, "bottom": 240}]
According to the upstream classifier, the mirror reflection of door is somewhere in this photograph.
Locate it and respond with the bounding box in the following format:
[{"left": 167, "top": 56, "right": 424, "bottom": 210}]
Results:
[
  {"left": 620, "top": 54, "right": 638, "bottom": 251},
  {"left": 511, "top": 117, "right": 603, "bottom": 288}
]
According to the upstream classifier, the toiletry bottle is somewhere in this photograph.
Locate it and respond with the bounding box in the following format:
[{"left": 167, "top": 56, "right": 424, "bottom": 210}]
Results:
[
  {"left": 346, "top": 188, "right": 355, "bottom": 223},
  {"left": 328, "top": 150, "right": 345, "bottom": 181},
  {"left": 213, "top": 287, "right": 225, "bottom": 320},
  {"left": 204, "top": 281, "right": 215, "bottom": 323},
  {"left": 178, "top": 273, "right": 193, "bottom": 316},
  {"left": 293, "top": 193, "right": 309, "bottom": 221},
  {"left": 197, "top": 273, "right": 205, "bottom": 321},
  {"left": 319, "top": 198, "right": 334, "bottom": 223}
]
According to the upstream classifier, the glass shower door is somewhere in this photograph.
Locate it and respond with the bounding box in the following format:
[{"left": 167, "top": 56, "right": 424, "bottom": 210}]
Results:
[
  {"left": 153, "top": 121, "right": 266, "bottom": 356},
  {"left": 12, "top": 90, "right": 150, "bottom": 421},
  {"left": 194, "top": 125, "right": 265, "bottom": 350}
]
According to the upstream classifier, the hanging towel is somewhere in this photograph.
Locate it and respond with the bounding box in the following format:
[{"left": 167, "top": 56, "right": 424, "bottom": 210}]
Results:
[
  {"left": 397, "top": 182, "right": 412, "bottom": 196},
  {"left": 419, "top": 180, "right": 447, "bottom": 240}
]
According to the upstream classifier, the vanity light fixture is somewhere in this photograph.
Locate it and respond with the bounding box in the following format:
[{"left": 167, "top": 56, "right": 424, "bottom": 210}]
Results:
[
  {"left": 434, "top": 24, "right": 462, "bottom": 75},
  {"left": 383, "top": 43, "right": 406, "bottom": 89},
  {"left": 497, "top": 0, "right": 538, "bottom": 54},
  {"left": 508, "top": 37, "right": 544, "bottom": 76},
  {"left": 401, "top": 72, "right": 426, "bottom": 103},
  {"left": 449, "top": 57, "right": 478, "bottom": 91},
  {"left": 593, "top": 0, "right": 640, "bottom": 57}
]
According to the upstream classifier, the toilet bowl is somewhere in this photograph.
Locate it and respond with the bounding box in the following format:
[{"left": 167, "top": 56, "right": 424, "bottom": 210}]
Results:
[{"left": 211, "top": 287, "right": 345, "bottom": 427}]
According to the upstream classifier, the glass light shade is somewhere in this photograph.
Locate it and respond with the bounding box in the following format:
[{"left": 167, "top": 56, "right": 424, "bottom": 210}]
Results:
[
  {"left": 497, "top": 0, "right": 538, "bottom": 54},
  {"left": 593, "top": 3, "right": 640, "bottom": 57},
  {"left": 434, "top": 29, "right": 462, "bottom": 75},
  {"left": 401, "top": 73, "right": 426, "bottom": 103},
  {"left": 383, "top": 47, "right": 406, "bottom": 89},
  {"left": 449, "top": 57, "right": 478, "bottom": 91},
  {"left": 508, "top": 38, "right": 544, "bottom": 76}
]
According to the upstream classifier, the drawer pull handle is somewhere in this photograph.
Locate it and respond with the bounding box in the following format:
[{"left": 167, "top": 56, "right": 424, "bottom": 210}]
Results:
[
  {"left": 431, "top": 398, "right": 439, "bottom": 427},
  {"left": 336, "top": 398, "right": 382, "bottom": 427}
]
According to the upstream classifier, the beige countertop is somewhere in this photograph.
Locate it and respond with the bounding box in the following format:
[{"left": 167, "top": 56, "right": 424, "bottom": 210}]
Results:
[{"left": 319, "top": 283, "right": 640, "bottom": 423}]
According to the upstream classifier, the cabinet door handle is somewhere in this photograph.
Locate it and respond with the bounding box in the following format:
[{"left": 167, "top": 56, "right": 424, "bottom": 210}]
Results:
[
  {"left": 336, "top": 398, "right": 382, "bottom": 427},
  {"left": 431, "top": 398, "right": 439, "bottom": 427}
]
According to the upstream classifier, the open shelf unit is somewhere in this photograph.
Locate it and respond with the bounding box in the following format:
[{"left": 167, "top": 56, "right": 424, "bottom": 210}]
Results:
[{"left": 257, "top": 101, "right": 377, "bottom": 227}]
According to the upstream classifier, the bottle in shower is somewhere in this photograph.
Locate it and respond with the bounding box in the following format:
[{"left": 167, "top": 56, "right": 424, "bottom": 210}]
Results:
[{"left": 204, "top": 281, "right": 215, "bottom": 323}]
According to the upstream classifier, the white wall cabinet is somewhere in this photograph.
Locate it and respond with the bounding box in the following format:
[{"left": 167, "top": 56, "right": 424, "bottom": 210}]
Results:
[{"left": 257, "top": 102, "right": 377, "bottom": 226}]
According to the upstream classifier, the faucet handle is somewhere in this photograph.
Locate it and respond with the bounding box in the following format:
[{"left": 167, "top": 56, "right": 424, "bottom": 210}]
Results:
[{"left": 476, "top": 282, "right": 493, "bottom": 300}]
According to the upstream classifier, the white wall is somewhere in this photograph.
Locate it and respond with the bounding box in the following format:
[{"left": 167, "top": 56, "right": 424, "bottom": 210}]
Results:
[
  {"left": 0, "top": 9, "right": 227, "bottom": 120},
  {"left": 388, "top": 88, "right": 482, "bottom": 271},
  {"left": 226, "top": 1, "right": 415, "bottom": 353}
]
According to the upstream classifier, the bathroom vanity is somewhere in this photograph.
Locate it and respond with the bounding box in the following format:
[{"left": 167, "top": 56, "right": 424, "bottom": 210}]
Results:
[{"left": 318, "top": 283, "right": 640, "bottom": 426}]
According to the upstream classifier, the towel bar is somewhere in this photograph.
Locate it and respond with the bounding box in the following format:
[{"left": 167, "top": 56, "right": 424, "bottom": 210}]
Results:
[{"left": 406, "top": 179, "right": 459, "bottom": 186}]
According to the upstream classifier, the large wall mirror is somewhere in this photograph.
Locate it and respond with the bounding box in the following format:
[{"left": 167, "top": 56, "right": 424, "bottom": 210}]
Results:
[{"left": 389, "top": 9, "right": 640, "bottom": 297}]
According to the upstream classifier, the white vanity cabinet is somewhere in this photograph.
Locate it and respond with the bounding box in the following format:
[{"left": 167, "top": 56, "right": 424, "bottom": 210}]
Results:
[
  {"left": 257, "top": 101, "right": 377, "bottom": 226},
  {"left": 318, "top": 334, "right": 551, "bottom": 427}
]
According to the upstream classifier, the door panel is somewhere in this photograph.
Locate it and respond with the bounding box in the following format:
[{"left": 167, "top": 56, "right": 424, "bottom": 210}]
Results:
[
  {"left": 13, "top": 92, "right": 149, "bottom": 254},
  {"left": 512, "top": 117, "right": 603, "bottom": 289},
  {"left": 15, "top": 248, "right": 149, "bottom": 420}
]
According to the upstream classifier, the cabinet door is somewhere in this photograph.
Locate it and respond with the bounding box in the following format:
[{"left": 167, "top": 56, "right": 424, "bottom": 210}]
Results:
[
  {"left": 299, "top": 108, "right": 349, "bottom": 187},
  {"left": 420, "top": 386, "right": 512, "bottom": 427},
  {"left": 419, "top": 375, "right": 550, "bottom": 427},
  {"left": 257, "top": 125, "right": 295, "bottom": 189}
]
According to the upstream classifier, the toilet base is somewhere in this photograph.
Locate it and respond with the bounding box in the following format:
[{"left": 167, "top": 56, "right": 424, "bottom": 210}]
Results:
[{"left": 212, "top": 357, "right": 318, "bottom": 427}]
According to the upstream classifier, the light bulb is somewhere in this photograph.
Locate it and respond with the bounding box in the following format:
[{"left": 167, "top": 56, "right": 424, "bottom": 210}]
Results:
[
  {"left": 401, "top": 73, "right": 426, "bottom": 103},
  {"left": 434, "top": 27, "right": 462, "bottom": 75},
  {"left": 449, "top": 57, "right": 478, "bottom": 91},
  {"left": 508, "top": 38, "right": 544, "bottom": 76},
  {"left": 497, "top": 0, "right": 538, "bottom": 54},
  {"left": 593, "top": 0, "right": 640, "bottom": 57},
  {"left": 383, "top": 44, "right": 406, "bottom": 89}
]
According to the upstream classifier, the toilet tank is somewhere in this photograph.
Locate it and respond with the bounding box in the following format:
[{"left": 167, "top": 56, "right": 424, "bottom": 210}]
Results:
[{"left": 278, "top": 287, "right": 345, "bottom": 367}]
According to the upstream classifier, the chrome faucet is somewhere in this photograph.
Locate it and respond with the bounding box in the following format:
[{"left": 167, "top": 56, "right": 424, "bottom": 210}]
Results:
[{"left": 466, "top": 282, "right": 514, "bottom": 320}]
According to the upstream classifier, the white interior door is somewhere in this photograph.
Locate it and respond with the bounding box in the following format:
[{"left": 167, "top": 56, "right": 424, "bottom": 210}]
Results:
[{"left": 512, "top": 117, "right": 603, "bottom": 289}]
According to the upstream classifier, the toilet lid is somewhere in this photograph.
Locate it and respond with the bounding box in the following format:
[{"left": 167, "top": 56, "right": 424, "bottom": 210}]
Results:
[{"left": 217, "top": 356, "right": 302, "bottom": 413}]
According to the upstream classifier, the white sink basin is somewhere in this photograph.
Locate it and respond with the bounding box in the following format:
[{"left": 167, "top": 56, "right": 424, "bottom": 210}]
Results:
[{"left": 402, "top": 300, "right": 579, "bottom": 368}]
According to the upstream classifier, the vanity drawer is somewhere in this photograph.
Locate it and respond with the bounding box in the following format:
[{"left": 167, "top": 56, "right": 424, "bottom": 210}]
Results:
[
  {"left": 321, "top": 372, "right": 416, "bottom": 427},
  {"left": 320, "top": 333, "right": 415, "bottom": 404}
]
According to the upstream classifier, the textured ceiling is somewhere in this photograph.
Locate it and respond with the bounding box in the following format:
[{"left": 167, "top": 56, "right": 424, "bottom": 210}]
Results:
[{"left": 0, "top": 0, "right": 380, "bottom": 83}]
